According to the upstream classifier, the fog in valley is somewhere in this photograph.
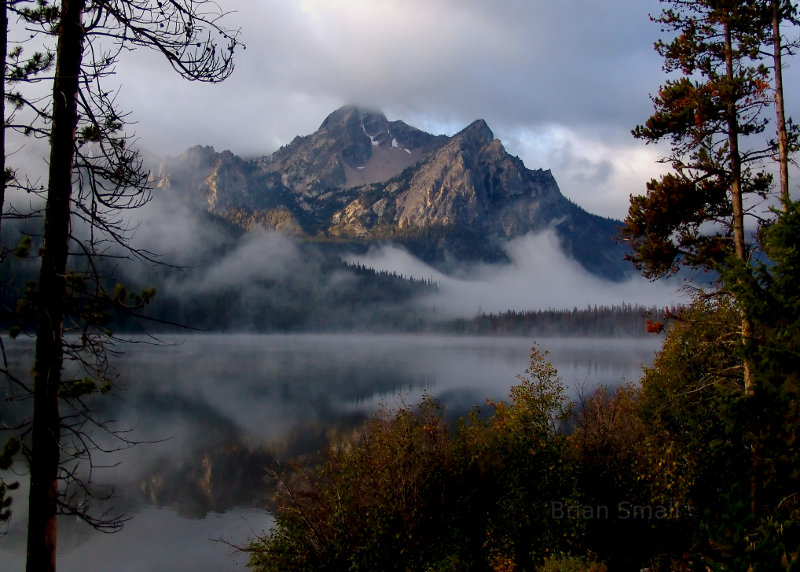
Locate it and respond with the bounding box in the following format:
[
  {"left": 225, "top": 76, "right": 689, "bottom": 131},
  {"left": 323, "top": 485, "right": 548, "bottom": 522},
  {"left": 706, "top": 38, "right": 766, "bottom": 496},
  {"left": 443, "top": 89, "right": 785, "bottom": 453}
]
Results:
[
  {"left": 106, "top": 183, "right": 688, "bottom": 331},
  {"left": 345, "top": 230, "right": 685, "bottom": 316}
]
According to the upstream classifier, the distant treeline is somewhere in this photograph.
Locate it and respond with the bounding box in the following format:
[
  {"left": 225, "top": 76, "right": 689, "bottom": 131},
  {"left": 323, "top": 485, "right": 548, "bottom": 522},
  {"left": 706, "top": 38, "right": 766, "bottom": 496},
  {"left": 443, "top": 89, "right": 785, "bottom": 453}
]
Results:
[
  {"left": 436, "top": 303, "right": 672, "bottom": 337},
  {"left": 344, "top": 262, "right": 438, "bottom": 291}
]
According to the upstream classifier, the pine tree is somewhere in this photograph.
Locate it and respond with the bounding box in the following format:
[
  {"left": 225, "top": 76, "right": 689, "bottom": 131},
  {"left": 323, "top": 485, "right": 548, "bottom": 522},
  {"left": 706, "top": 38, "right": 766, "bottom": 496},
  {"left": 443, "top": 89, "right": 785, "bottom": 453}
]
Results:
[{"left": 621, "top": 0, "right": 779, "bottom": 392}]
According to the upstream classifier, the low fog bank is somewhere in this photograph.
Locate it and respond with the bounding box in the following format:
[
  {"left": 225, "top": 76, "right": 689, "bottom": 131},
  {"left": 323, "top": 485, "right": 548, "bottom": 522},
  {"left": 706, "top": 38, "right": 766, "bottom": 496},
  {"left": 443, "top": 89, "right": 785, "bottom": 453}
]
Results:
[
  {"left": 110, "top": 186, "right": 686, "bottom": 331},
  {"left": 0, "top": 180, "right": 685, "bottom": 333},
  {"left": 109, "top": 190, "right": 436, "bottom": 331},
  {"left": 346, "top": 230, "right": 685, "bottom": 318}
]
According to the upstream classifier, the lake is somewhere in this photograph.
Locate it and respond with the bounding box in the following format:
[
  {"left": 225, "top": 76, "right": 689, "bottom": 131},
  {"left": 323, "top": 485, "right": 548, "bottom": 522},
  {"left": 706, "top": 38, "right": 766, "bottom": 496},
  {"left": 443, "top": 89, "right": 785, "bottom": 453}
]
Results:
[{"left": 0, "top": 333, "right": 660, "bottom": 571}]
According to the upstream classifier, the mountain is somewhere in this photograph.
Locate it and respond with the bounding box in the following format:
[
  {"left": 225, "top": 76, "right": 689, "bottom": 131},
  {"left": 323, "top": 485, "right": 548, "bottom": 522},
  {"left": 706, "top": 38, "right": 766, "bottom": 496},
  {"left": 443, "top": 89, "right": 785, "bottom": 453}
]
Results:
[{"left": 155, "top": 105, "right": 631, "bottom": 280}]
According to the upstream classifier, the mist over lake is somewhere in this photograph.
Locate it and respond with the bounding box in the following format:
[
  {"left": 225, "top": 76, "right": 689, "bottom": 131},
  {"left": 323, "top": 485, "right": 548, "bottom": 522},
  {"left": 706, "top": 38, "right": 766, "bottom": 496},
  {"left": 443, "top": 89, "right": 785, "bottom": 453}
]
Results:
[{"left": 0, "top": 333, "right": 659, "bottom": 571}]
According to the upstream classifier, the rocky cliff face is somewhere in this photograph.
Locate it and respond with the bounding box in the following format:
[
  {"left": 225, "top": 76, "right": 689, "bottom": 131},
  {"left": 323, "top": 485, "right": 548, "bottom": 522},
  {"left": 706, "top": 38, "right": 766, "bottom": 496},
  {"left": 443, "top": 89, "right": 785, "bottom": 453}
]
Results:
[
  {"left": 330, "top": 119, "right": 566, "bottom": 236},
  {"left": 264, "top": 105, "right": 448, "bottom": 195},
  {"left": 155, "top": 106, "right": 630, "bottom": 279}
]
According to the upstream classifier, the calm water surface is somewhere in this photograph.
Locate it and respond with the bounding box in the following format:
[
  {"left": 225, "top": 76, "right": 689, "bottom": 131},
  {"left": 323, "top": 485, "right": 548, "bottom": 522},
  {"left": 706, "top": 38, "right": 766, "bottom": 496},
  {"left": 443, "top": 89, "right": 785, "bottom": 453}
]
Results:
[{"left": 0, "top": 333, "right": 660, "bottom": 571}]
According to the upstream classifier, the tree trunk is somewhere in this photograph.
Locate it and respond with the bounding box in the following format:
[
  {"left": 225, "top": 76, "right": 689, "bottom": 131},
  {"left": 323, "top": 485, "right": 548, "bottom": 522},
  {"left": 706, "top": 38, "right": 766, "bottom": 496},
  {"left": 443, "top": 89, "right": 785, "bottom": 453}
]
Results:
[
  {"left": 723, "top": 18, "right": 755, "bottom": 394},
  {"left": 0, "top": 0, "right": 7, "bottom": 237},
  {"left": 724, "top": 12, "right": 762, "bottom": 519},
  {"left": 26, "top": 1, "right": 85, "bottom": 570},
  {"left": 772, "top": 0, "right": 790, "bottom": 209}
]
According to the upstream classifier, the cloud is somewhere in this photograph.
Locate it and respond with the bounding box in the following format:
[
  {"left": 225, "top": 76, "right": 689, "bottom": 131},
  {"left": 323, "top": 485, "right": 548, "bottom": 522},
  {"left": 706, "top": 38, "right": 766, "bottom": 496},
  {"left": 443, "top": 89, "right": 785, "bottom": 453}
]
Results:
[
  {"left": 125, "top": 192, "right": 324, "bottom": 300},
  {"left": 501, "top": 126, "right": 673, "bottom": 219},
  {"left": 347, "top": 229, "right": 684, "bottom": 317},
  {"left": 110, "top": 0, "right": 665, "bottom": 155},
  {"left": 190, "top": 230, "right": 304, "bottom": 292}
]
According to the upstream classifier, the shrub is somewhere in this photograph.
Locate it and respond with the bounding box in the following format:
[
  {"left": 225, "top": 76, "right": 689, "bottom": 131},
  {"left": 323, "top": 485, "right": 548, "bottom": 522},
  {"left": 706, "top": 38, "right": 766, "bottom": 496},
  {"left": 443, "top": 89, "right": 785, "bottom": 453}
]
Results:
[{"left": 247, "top": 345, "right": 581, "bottom": 571}]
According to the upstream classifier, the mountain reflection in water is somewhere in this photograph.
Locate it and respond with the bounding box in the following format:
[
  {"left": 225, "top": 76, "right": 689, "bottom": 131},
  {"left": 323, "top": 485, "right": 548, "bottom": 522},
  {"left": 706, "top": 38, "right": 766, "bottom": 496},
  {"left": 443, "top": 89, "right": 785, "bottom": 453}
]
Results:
[{"left": 0, "top": 333, "right": 659, "bottom": 571}]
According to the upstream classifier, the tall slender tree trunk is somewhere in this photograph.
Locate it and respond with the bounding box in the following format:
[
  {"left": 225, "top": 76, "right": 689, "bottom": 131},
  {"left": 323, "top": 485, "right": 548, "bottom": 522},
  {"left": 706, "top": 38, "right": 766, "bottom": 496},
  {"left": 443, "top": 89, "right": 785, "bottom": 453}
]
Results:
[
  {"left": 26, "top": 1, "right": 85, "bottom": 570},
  {"left": 724, "top": 14, "right": 760, "bottom": 516},
  {"left": 0, "top": 0, "right": 7, "bottom": 237},
  {"left": 772, "top": 0, "right": 790, "bottom": 209},
  {"left": 723, "top": 18, "right": 755, "bottom": 393}
]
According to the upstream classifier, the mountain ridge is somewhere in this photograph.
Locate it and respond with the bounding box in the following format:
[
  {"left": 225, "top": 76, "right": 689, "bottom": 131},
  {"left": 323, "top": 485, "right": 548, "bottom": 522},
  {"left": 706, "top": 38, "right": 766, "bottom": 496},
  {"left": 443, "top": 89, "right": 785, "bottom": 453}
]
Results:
[{"left": 155, "top": 106, "right": 630, "bottom": 280}]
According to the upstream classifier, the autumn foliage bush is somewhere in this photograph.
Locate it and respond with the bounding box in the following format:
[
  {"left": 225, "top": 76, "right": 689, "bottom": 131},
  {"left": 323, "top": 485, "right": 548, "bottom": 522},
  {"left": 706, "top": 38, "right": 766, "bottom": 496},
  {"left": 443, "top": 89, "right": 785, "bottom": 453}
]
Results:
[{"left": 248, "top": 346, "right": 586, "bottom": 571}]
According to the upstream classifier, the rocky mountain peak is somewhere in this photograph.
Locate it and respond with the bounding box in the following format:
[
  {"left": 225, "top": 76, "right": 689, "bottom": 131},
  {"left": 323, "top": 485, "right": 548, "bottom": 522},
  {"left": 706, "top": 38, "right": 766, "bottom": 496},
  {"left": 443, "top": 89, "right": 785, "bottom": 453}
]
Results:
[
  {"left": 177, "top": 145, "right": 220, "bottom": 168},
  {"left": 319, "top": 105, "right": 385, "bottom": 132},
  {"left": 458, "top": 119, "right": 494, "bottom": 145},
  {"left": 156, "top": 106, "right": 631, "bottom": 279}
]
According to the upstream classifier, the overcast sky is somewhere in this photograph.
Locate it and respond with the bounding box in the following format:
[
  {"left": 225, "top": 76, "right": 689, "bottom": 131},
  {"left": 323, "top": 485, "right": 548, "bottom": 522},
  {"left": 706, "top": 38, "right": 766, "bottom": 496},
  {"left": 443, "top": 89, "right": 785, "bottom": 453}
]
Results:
[
  {"left": 11, "top": 0, "right": 793, "bottom": 222},
  {"left": 100, "top": 0, "right": 694, "bottom": 220}
]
